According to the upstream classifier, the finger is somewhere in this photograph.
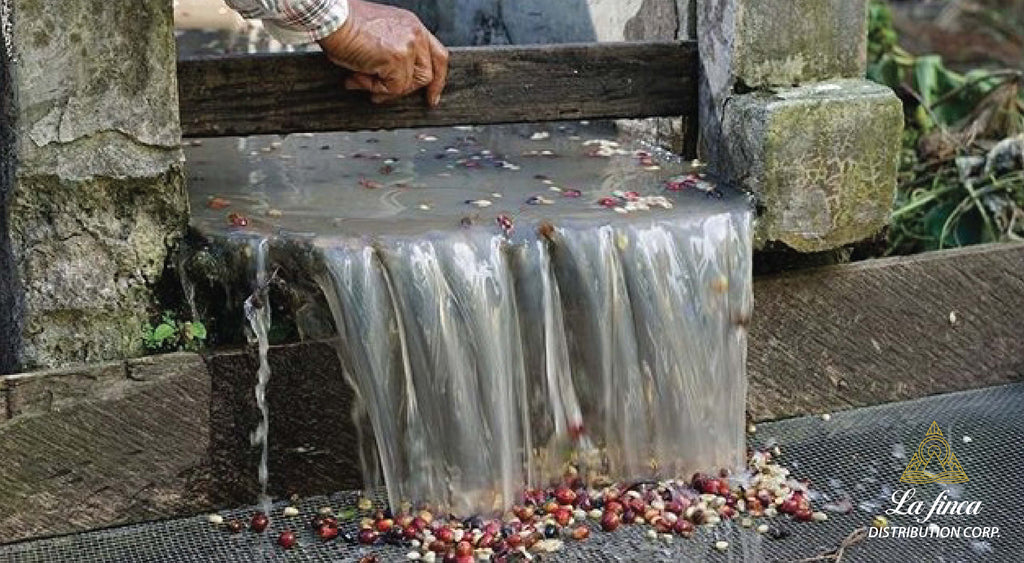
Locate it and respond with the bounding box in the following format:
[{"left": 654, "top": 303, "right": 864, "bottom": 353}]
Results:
[
  {"left": 346, "top": 71, "right": 404, "bottom": 96},
  {"left": 344, "top": 73, "right": 377, "bottom": 92},
  {"left": 425, "top": 34, "right": 449, "bottom": 107},
  {"left": 412, "top": 34, "right": 434, "bottom": 89},
  {"left": 370, "top": 93, "right": 403, "bottom": 105}
]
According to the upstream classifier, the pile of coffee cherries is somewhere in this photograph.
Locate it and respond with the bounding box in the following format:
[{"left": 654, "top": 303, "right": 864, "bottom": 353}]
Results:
[{"left": 211, "top": 448, "right": 828, "bottom": 560}]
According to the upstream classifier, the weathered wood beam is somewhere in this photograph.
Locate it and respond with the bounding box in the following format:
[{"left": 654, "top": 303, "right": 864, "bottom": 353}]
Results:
[
  {"left": 748, "top": 242, "right": 1024, "bottom": 421},
  {"left": 178, "top": 41, "right": 698, "bottom": 137}
]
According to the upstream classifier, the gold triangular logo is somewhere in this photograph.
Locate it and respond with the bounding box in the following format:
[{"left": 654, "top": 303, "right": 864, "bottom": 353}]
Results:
[{"left": 900, "top": 421, "right": 969, "bottom": 484}]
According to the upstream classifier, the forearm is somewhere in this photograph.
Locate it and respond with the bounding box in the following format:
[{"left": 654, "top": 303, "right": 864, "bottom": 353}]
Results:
[{"left": 223, "top": 0, "right": 350, "bottom": 44}]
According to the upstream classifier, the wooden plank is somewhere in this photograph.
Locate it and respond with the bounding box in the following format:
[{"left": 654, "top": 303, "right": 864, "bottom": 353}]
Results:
[
  {"left": 748, "top": 242, "right": 1024, "bottom": 421},
  {"left": 178, "top": 41, "right": 698, "bottom": 137},
  {"left": 0, "top": 354, "right": 210, "bottom": 542}
]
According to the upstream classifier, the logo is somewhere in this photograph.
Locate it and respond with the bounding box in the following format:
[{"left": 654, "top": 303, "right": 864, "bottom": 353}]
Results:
[{"left": 899, "top": 422, "right": 968, "bottom": 484}]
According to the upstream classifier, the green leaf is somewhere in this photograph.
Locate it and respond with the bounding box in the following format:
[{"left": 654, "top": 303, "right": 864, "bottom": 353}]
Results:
[
  {"left": 184, "top": 321, "right": 208, "bottom": 341},
  {"left": 868, "top": 56, "right": 902, "bottom": 90},
  {"left": 152, "top": 323, "right": 177, "bottom": 343}
]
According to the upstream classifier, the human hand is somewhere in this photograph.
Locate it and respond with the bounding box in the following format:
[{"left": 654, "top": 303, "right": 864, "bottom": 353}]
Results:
[{"left": 317, "top": 0, "right": 449, "bottom": 106}]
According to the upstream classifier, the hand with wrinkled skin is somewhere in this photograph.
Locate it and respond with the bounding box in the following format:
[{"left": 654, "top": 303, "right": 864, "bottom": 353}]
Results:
[{"left": 317, "top": 0, "right": 449, "bottom": 106}]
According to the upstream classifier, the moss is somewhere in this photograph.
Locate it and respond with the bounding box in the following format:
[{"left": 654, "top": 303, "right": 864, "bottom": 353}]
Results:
[
  {"left": 8, "top": 167, "right": 186, "bottom": 370},
  {"left": 725, "top": 80, "right": 904, "bottom": 252},
  {"left": 757, "top": 85, "right": 903, "bottom": 251},
  {"left": 734, "top": 0, "right": 868, "bottom": 87}
]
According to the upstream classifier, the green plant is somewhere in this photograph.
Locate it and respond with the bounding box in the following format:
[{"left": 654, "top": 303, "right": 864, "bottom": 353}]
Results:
[
  {"left": 143, "top": 311, "right": 208, "bottom": 353},
  {"left": 867, "top": 1, "right": 1024, "bottom": 255}
]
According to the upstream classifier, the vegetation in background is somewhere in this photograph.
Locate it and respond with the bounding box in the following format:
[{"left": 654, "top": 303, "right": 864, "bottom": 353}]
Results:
[
  {"left": 868, "top": 1, "right": 1023, "bottom": 255},
  {"left": 143, "top": 310, "right": 208, "bottom": 353}
]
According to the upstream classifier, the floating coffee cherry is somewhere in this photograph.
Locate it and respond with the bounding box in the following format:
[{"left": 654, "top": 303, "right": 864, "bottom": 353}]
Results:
[
  {"left": 250, "top": 512, "right": 269, "bottom": 533},
  {"left": 228, "top": 212, "right": 249, "bottom": 227},
  {"left": 207, "top": 197, "right": 231, "bottom": 210},
  {"left": 496, "top": 214, "right": 514, "bottom": 235},
  {"left": 277, "top": 530, "right": 297, "bottom": 549}
]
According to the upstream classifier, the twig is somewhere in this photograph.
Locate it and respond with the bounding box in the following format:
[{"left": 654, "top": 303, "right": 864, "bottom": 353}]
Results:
[
  {"left": 902, "top": 84, "right": 956, "bottom": 143},
  {"left": 790, "top": 527, "right": 868, "bottom": 563},
  {"left": 246, "top": 266, "right": 282, "bottom": 309}
]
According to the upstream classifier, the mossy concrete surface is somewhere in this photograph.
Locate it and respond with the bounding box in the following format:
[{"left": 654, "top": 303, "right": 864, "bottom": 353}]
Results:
[
  {"left": 723, "top": 80, "right": 904, "bottom": 252},
  {"left": 699, "top": 0, "right": 867, "bottom": 95},
  {"left": 696, "top": 0, "right": 899, "bottom": 252},
  {"left": 0, "top": 0, "right": 187, "bottom": 372},
  {"left": 731, "top": 0, "right": 867, "bottom": 88}
]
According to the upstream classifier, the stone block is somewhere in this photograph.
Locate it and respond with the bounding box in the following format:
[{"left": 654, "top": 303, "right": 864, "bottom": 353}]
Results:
[
  {"left": 721, "top": 80, "right": 903, "bottom": 252},
  {"left": 1, "top": 0, "right": 187, "bottom": 371},
  {"left": 700, "top": 0, "right": 868, "bottom": 91}
]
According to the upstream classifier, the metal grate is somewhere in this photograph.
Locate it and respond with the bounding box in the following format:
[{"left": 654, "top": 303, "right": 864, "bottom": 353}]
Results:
[{"left": 2, "top": 384, "right": 1021, "bottom": 562}]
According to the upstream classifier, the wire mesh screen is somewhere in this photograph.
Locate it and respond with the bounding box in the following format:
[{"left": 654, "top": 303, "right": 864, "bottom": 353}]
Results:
[{"left": 2, "top": 384, "right": 1021, "bottom": 562}]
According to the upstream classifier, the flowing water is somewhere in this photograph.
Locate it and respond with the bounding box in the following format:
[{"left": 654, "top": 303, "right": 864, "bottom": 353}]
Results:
[
  {"left": 243, "top": 237, "right": 273, "bottom": 514},
  {"left": 188, "top": 122, "right": 753, "bottom": 515}
]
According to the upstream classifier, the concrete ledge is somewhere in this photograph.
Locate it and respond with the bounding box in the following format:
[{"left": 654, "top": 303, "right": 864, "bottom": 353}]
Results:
[
  {"left": 723, "top": 80, "right": 904, "bottom": 251},
  {"left": 2, "top": 243, "right": 1022, "bottom": 542}
]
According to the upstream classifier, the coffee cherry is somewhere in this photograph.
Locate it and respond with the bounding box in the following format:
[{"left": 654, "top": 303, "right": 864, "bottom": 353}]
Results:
[
  {"left": 277, "top": 530, "right": 297, "bottom": 549},
  {"left": 227, "top": 520, "right": 244, "bottom": 534},
  {"left": 318, "top": 524, "right": 339, "bottom": 541},
  {"left": 571, "top": 526, "right": 590, "bottom": 540},
  {"left": 673, "top": 519, "right": 694, "bottom": 537},
  {"left": 436, "top": 527, "right": 454, "bottom": 543},
  {"left": 555, "top": 488, "right": 577, "bottom": 506},
  {"left": 600, "top": 512, "right": 621, "bottom": 532},
  {"left": 250, "top": 512, "right": 269, "bottom": 533}
]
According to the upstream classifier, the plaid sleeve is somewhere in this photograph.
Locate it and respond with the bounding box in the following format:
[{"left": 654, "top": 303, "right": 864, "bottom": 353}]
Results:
[{"left": 223, "top": 0, "right": 350, "bottom": 44}]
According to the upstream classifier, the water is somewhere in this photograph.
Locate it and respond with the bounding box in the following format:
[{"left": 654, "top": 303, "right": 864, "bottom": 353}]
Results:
[
  {"left": 191, "top": 123, "right": 753, "bottom": 515},
  {"left": 243, "top": 237, "right": 273, "bottom": 514}
]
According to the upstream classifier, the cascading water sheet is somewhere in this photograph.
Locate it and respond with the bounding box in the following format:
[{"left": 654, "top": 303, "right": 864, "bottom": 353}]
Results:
[{"left": 189, "top": 122, "right": 754, "bottom": 516}]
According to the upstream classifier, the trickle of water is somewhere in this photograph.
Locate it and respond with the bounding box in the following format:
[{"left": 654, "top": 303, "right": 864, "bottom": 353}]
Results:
[{"left": 244, "top": 237, "right": 273, "bottom": 514}]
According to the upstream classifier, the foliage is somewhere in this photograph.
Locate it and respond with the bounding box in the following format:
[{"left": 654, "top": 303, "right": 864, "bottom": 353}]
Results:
[
  {"left": 867, "top": 1, "right": 1024, "bottom": 255},
  {"left": 143, "top": 310, "right": 208, "bottom": 353}
]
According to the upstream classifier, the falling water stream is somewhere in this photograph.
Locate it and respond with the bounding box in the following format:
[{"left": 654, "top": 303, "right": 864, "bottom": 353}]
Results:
[
  {"left": 188, "top": 122, "right": 753, "bottom": 516},
  {"left": 243, "top": 237, "right": 273, "bottom": 514}
]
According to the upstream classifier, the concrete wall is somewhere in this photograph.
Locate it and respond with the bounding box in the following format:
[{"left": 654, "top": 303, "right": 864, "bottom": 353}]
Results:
[
  {"left": 0, "top": 0, "right": 188, "bottom": 373},
  {"left": 379, "top": 0, "right": 687, "bottom": 46}
]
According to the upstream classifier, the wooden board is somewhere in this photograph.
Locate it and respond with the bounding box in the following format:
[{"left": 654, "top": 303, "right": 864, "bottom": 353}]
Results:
[
  {"left": 748, "top": 242, "right": 1024, "bottom": 421},
  {"left": 178, "top": 41, "right": 698, "bottom": 137}
]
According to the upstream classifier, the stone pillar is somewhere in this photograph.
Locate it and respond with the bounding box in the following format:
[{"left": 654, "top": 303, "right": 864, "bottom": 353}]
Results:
[
  {"left": 698, "top": 0, "right": 903, "bottom": 251},
  {"left": 0, "top": 0, "right": 187, "bottom": 372}
]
